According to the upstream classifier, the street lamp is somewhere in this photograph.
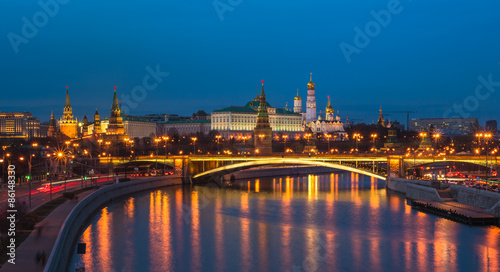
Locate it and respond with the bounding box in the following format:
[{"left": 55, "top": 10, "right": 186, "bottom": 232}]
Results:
[
  {"left": 353, "top": 133, "right": 361, "bottom": 151},
  {"left": 370, "top": 134, "right": 377, "bottom": 150},
  {"left": 191, "top": 137, "right": 198, "bottom": 154},
  {"left": 325, "top": 134, "right": 332, "bottom": 153},
  {"left": 282, "top": 135, "right": 288, "bottom": 153},
  {"left": 215, "top": 135, "right": 221, "bottom": 154},
  {"left": 154, "top": 137, "right": 161, "bottom": 173}
]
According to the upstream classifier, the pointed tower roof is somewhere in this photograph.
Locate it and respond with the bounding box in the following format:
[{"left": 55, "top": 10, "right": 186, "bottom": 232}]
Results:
[
  {"left": 49, "top": 111, "right": 56, "bottom": 127},
  {"left": 95, "top": 108, "right": 99, "bottom": 116},
  {"left": 260, "top": 80, "right": 266, "bottom": 98},
  {"left": 257, "top": 80, "right": 269, "bottom": 118},
  {"left": 111, "top": 86, "right": 120, "bottom": 111},
  {"left": 65, "top": 86, "right": 71, "bottom": 107}
]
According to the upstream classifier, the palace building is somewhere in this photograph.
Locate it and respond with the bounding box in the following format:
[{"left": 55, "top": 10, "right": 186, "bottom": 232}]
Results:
[{"left": 211, "top": 83, "right": 303, "bottom": 139}]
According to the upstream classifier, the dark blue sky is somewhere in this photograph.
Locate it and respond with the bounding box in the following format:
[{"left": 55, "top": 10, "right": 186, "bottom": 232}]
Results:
[{"left": 1, "top": 0, "right": 499, "bottom": 126}]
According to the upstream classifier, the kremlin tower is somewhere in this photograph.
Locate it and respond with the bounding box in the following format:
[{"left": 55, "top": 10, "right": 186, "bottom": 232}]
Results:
[
  {"left": 293, "top": 89, "right": 302, "bottom": 114},
  {"left": 82, "top": 115, "right": 88, "bottom": 135},
  {"left": 306, "top": 73, "right": 316, "bottom": 122},
  {"left": 93, "top": 109, "right": 102, "bottom": 134},
  {"left": 59, "top": 86, "right": 78, "bottom": 138},
  {"left": 106, "top": 86, "right": 125, "bottom": 135},
  {"left": 48, "top": 111, "right": 58, "bottom": 138},
  {"left": 253, "top": 81, "right": 273, "bottom": 155}
]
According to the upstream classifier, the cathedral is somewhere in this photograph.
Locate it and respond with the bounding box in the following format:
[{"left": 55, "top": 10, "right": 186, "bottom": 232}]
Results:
[{"left": 293, "top": 74, "right": 346, "bottom": 137}]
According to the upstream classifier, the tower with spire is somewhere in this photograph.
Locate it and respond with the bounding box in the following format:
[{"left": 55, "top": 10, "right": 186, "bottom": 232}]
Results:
[
  {"left": 306, "top": 73, "right": 316, "bottom": 122},
  {"left": 106, "top": 86, "right": 125, "bottom": 135},
  {"left": 48, "top": 111, "right": 58, "bottom": 138},
  {"left": 377, "top": 106, "right": 385, "bottom": 127},
  {"left": 253, "top": 80, "right": 273, "bottom": 155},
  {"left": 59, "top": 86, "right": 78, "bottom": 138},
  {"left": 82, "top": 115, "right": 88, "bottom": 135},
  {"left": 94, "top": 109, "right": 102, "bottom": 134},
  {"left": 294, "top": 89, "right": 302, "bottom": 114},
  {"left": 325, "top": 95, "right": 334, "bottom": 121}
]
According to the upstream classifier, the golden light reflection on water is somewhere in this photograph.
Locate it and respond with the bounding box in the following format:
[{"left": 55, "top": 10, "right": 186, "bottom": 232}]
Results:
[
  {"left": 96, "top": 207, "right": 111, "bottom": 271},
  {"left": 240, "top": 192, "right": 251, "bottom": 272},
  {"left": 257, "top": 198, "right": 269, "bottom": 272},
  {"left": 191, "top": 191, "right": 201, "bottom": 272},
  {"left": 215, "top": 197, "right": 224, "bottom": 272},
  {"left": 124, "top": 197, "right": 135, "bottom": 269},
  {"left": 81, "top": 224, "right": 93, "bottom": 270}
]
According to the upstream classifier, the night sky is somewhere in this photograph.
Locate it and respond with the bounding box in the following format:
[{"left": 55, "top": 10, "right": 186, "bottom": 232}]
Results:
[{"left": 1, "top": 0, "right": 499, "bottom": 126}]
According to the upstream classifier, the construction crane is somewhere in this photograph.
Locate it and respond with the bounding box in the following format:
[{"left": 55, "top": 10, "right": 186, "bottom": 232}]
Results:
[
  {"left": 347, "top": 119, "right": 363, "bottom": 126},
  {"left": 385, "top": 111, "right": 417, "bottom": 130}
]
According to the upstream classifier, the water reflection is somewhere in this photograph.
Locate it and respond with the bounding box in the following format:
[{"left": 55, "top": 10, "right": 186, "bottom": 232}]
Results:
[{"left": 71, "top": 172, "right": 500, "bottom": 272}]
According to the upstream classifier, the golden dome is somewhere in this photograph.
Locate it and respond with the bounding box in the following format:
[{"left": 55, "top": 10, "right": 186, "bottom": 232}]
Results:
[
  {"left": 294, "top": 89, "right": 301, "bottom": 100},
  {"left": 307, "top": 73, "right": 315, "bottom": 89}
]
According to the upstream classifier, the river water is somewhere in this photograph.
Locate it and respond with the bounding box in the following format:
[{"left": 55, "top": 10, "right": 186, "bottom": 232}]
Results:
[{"left": 69, "top": 172, "right": 500, "bottom": 272}]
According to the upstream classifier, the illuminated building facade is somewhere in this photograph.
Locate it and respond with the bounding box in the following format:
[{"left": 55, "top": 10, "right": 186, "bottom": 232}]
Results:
[
  {"left": 409, "top": 117, "right": 479, "bottom": 134},
  {"left": 0, "top": 112, "right": 40, "bottom": 139},
  {"left": 159, "top": 119, "right": 211, "bottom": 136},
  {"left": 211, "top": 86, "right": 302, "bottom": 139},
  {"left": 58, "top": 87, "right": 78, "bottom": 138}
]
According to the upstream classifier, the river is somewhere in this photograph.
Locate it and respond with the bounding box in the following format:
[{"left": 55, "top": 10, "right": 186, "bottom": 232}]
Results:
[{"left": 69, "top": 172, "right": 500, "bottom": 272}]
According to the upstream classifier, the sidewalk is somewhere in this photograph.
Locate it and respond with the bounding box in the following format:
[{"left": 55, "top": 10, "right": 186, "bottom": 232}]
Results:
[{"left": 0, "top": 189, "right": 96, "bottom": 272}]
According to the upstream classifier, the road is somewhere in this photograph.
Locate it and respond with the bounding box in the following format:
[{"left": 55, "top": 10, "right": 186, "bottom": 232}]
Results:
[{"left": 0, "top": 175, "right": 121, "bottom": 215}]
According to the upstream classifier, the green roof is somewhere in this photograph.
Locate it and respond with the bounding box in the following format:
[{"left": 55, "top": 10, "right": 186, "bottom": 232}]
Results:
[
  {"left": 276, "top": 108, "right": 298, "bottom": 115},
  {"left": 213, "top": 106, "right": 257, "bottom": 113},
  {"left": 213, "top": 106, "right": 300, "bottom": 116},
  {"left": 122, "top": 115, "right": 154, "bottom": 122},
  {"left": 161, "top": 119, "right": 210, "bottom": 124},
  {"left": 244, "top": 100, "right": 271, "bottom": 108}
]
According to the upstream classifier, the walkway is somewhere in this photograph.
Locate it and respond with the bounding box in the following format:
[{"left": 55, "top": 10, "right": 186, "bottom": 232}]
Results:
[{"left": 0, "top": 189, "right": 95, "bottom": 272}]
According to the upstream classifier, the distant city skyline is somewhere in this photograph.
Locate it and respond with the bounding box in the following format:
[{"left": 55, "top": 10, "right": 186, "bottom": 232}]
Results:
[{"left": 1, "top": 0, "right": 499, "bottom": 125}]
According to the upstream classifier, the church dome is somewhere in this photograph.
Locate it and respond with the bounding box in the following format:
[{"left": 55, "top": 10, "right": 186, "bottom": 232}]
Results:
[
  {"left": 294, "top": 95, "right": 302, "bottom": 101},
  {"left": 307, "top": 73, "right": 315, "bottom": 89}
]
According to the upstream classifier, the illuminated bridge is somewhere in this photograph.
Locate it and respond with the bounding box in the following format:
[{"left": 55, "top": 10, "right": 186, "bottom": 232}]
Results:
[{"left": 101, "top": 155, "right": 500, "bottom": 183}]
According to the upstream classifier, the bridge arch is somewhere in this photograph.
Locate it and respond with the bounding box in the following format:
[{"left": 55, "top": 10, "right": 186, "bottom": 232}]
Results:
[{"left": 192, "top": 158, "right": 387, "bottom": 181}]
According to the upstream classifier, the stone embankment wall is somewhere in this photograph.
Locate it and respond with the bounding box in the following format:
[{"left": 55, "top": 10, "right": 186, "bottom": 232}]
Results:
[
  {"left": 450, "top": 185, "right": 500, "bottom": 216},
  {"left": 387, "top": 178, "right": 443, "bottom": 202}
]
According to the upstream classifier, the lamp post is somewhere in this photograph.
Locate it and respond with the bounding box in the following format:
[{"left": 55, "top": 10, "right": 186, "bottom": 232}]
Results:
[
  {"left": 28, "top": 154, "right": 35, "bottom": 210},
  {"left": 155, "top": 137, "right": 161, "bottom": 173},
  {"left": 353, "top": 133, "right": 360, "bottom": 151},
  {"left": 282, "top": 135, "right": 288, "bottom": 153},
  {"left": 162, "top": 136, "right": 169, "bottom": 174},
  {"left": 325, "top": 134, "right": 332, "bottom": 153},
  {"left": 370, "top": 134, "right": 377, "bottom": 151},
  {"left": 215, "top": 135, "right": 221, "bottom": 154},
  {"left": 191, "top": 137, "right": 198, "bottom": 154}
]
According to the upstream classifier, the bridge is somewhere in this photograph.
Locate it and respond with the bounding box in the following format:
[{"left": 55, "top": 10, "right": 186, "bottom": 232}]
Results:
[{"left": 100, "top": 154, "right": 500, "bottom": 183}]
